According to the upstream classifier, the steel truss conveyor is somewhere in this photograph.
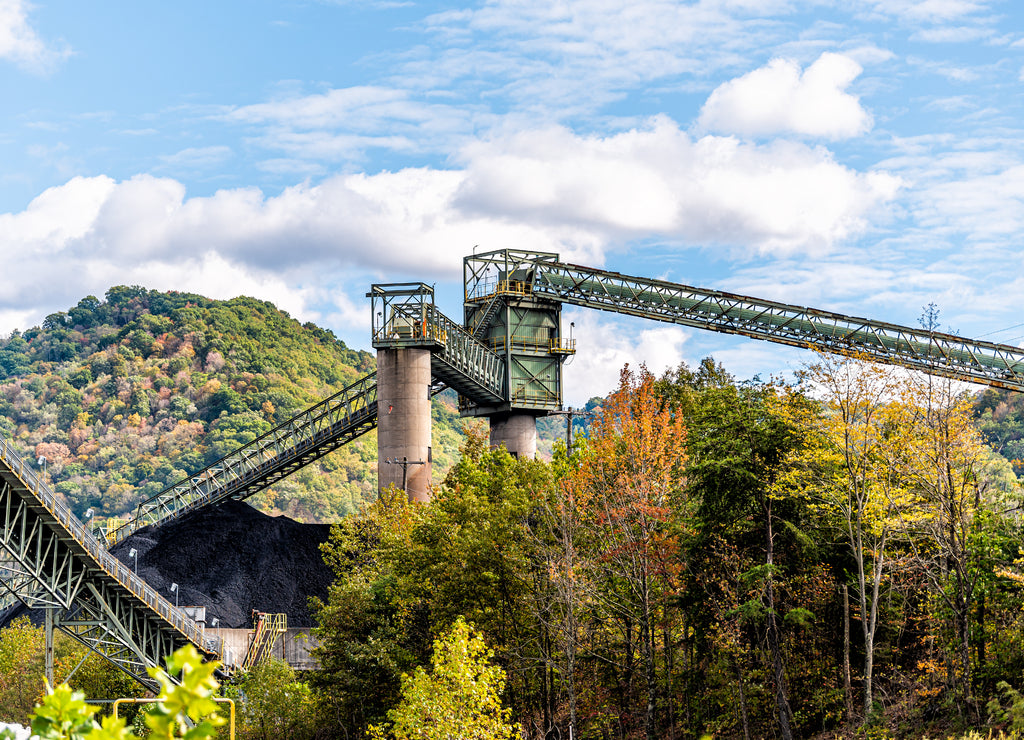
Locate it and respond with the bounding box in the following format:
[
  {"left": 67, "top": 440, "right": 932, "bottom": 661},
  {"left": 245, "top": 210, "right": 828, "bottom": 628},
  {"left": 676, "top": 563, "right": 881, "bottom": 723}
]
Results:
[
  {"left": 108, "top": 371, "right": 380, "bottom": 547},
  {"left": 109, "top": 297, "right": 504, "bottom": 545},
  {"left": 524, "top": 258, "right": 1024, "bottom": 393},
  {"left": 0, "top": 437, "right": 219, "bottom": 683}
]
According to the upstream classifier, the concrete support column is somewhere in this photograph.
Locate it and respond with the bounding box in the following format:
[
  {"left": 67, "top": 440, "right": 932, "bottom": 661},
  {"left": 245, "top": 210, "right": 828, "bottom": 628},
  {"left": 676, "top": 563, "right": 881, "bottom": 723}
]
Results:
[
  {"left": 489, "top": 414, "right": 538, "bottom": 459},
  {"left": 45, "top": 607, "right": 54, "bottom": 686},
  {"left": 377, "top": 348, "right": 432, "bottom": 502}
]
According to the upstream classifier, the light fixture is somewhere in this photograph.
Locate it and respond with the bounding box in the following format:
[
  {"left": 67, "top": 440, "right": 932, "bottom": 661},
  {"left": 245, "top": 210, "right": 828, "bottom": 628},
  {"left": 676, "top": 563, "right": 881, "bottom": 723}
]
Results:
[
  {"left": 170, "top": 582, "right": 178, "bottom": 608},
  {"left": 129, "top": 548, "right": 138, "bottom": 575}
]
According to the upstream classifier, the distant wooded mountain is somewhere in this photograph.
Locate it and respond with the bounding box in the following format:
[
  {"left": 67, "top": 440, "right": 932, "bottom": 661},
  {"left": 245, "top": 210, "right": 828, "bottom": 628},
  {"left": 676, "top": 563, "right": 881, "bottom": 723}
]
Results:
[
  {"left": 0, "top": 287, "right": 475, "bottom": 524},
  {"left": 974, "top": 386, "right": 1024, "bottom": 477}
]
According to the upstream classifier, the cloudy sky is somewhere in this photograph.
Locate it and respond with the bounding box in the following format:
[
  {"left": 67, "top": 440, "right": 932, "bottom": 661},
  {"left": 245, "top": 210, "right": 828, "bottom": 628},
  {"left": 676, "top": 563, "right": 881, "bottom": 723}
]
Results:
[{"left": 2, "top": 0, "right": 1023, "bottom": 403}]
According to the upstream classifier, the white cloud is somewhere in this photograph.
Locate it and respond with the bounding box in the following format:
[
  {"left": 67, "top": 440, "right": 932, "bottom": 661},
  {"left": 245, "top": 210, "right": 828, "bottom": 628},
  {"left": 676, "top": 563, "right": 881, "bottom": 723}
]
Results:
[
  {"left": 0, "top": 175, "right": 116, "bottom": 254},
  {"left": 860, "top": 0, "right": 990, "bottom": 22},
  {"left": 697, "top": 52, "right": 873, "bottom": 140},
  {"left": 157, "top": 146, "right": 233, "bottom": 171},
  {"left": 0, "top": 117, "right": 901, "bottom": 336},
  {"left": 0, "top": 0, "right": 69, "bottom": 72},
  {"left": 562, "top": 311, "right": 689, "bottom": 404},
  {"left": 914, "top": 163, "right": 1024, "bottom": 237},
  {"left": 456, "top": 117, "right": 901, "bottom": 256},
  {"left": 221, "top": 87, "right": 481, "bottom": 158},
  {"left": 227, "top": 87, "right": 418, "bottom": 129},
  {"left": 841, "top": 44, "right": 896, "bottom": 66},
  {"left": 912, "top": 25, "right": 992, "bottom": 43},
  {"left": 902, "top": 0, "right": 988, "bottom": 22}
]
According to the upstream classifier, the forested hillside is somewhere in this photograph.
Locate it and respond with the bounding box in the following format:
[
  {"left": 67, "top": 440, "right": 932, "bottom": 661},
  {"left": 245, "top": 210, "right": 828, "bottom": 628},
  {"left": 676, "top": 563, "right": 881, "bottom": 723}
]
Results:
[
  {"left": 974, "top": 387, "right": 1024, "bottom": 477},
  {"left": 0, "top": 287, "right": 473, "bottom": 524}
]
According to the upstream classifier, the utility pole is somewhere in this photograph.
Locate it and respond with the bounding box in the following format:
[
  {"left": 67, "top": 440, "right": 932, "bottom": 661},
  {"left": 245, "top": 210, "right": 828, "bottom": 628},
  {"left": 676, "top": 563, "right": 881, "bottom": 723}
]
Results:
[
  {"left": 45, "top": 607, "right": 54, "bottom": 686},
  {"left": 549, "top": 407, "right": 591, "bottom": 452},
  {"left": 385, "top": 457, "right": 426, "bottom": 495}
]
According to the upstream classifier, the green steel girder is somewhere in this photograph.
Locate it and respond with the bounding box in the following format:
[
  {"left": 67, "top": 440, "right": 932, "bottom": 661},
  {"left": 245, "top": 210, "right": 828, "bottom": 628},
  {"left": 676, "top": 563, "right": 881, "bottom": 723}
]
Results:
[
  {"left": 0, "top": 437, "right": 217, "bottom": 684},
  {"left": 109, "top": 371, "right": 380, "bottom": 546},
  {"left": 529, "top": 260, "right": 1024, "bottom": 393}
]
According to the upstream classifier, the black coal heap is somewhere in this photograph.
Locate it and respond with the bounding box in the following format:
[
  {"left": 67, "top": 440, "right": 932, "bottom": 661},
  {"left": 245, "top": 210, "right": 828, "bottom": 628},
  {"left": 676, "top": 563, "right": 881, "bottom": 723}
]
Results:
[{"left": 109, "top": 500, "right": 333, "bottom": 628}]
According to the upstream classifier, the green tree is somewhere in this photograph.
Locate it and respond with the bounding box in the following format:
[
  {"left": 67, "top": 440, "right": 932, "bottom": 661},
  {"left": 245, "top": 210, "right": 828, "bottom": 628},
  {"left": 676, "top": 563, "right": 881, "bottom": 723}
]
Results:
[
  {"left": 674, "top": 365, "right": 809, "bottom": 739},
  {"left": 233, "top": 659, "right": 316, "bottom": 740},
  {"left": 0, "top": 617, "right": 45, "bottom": 724},
  {"left": 20, "top": 644, "right": 223, "bottom": 740},
  {"left": 368, "top": 617, "right": 518, "bottom": 740},
  {"left": 310, "top": 487, "right": 425, "bottom": 736}
]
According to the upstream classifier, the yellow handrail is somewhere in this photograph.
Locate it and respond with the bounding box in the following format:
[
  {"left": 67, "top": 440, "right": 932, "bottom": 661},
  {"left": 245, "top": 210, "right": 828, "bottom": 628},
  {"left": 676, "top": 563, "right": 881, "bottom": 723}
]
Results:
[{"left": 113, "top": 697, "right": 235, "bottom": 740}]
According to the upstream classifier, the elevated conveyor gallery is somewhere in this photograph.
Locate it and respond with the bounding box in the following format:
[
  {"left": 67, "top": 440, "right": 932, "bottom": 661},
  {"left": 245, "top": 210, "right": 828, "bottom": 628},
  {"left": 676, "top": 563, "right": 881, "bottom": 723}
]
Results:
[
  {"left": 526, "top": 257, "right": 1024, "bottom": 392},
  {"left": 0, "top": 437, "right": 221, "bottom": 683}
]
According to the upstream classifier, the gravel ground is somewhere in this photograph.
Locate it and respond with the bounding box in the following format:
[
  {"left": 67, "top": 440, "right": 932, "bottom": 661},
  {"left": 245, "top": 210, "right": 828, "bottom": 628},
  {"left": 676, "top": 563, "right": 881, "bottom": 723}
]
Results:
[{"left": 108, "top": 499, "right": 334, "bottom": 628}]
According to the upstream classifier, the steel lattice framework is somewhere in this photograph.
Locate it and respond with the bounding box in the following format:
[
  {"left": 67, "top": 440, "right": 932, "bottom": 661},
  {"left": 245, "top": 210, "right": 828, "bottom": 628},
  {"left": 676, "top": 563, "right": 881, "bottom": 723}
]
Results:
[
  {"left": 0, "top": 437, "right": 218, "bottom": 683},
  {"left": 528, "top": 259, "right": 1024, "bottom": 393},
  {"left": 369, "top": 283, "right": 507, "bottom": 404},
  {"left": 108, "top": 371, "right": 380, "bottom": 547}
]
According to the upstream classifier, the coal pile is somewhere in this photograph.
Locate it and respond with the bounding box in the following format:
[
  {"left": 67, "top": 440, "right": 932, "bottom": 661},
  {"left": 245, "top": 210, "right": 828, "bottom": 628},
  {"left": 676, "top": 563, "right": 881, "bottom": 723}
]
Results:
[{"left": 109, "top": 500, "right": 334, "bottom": 629}]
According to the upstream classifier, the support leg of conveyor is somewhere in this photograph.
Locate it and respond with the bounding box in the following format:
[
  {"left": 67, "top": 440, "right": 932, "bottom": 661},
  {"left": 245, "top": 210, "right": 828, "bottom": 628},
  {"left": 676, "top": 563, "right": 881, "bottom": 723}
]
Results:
[
  {"left": 377, "top": 348, "right": 433, "bottom": 502},
  {"left": 489, "top": 413, "right": 538, "bottom": 460}
]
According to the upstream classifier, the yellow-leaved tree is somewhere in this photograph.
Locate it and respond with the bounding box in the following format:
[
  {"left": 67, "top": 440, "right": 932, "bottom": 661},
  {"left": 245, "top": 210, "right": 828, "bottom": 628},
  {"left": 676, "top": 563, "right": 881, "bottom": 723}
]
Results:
[
  {"left": 368, "top": 617, "right": 518, "bottom": 740},
  {"left": 896, "top": 371, "right": 999, "bottom": 711},
  {"left": 777, "top": 352, "right": 924, "bottom": 719}
]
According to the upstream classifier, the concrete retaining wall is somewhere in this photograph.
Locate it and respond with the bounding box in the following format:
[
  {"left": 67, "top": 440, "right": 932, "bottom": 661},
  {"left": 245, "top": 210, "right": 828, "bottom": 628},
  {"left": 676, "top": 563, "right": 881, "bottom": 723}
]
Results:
[{"left": 205, "top": 627, "right": 319, "bottom": 671}]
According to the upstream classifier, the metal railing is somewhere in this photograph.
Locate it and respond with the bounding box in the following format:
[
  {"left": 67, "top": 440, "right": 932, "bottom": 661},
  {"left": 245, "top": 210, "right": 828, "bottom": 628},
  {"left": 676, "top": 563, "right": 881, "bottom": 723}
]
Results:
[
  {"left": 243, "top": 612, "right": 287, "bottom": 669},
  {"left": 466, "top": 279, "right": 531, "bottom": 302},
  {"left": 489, "top": 335, "right": 576, "bottom": 355},
  {"left": 0, "top": 436, "right": 218, "bottom": 657}
]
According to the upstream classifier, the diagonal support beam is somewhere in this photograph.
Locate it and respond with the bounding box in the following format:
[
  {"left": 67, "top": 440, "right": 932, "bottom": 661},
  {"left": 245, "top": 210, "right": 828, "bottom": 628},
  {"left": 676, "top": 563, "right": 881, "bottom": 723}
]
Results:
[{"left": 0, "top": 437, "right": 223, "bottom": 686}]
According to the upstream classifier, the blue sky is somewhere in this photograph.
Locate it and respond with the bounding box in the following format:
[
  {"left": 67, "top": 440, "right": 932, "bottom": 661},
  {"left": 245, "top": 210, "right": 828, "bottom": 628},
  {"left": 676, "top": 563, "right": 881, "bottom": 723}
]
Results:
[{"left": 2, "top": 0, "right": 1024, "bottom": 403}]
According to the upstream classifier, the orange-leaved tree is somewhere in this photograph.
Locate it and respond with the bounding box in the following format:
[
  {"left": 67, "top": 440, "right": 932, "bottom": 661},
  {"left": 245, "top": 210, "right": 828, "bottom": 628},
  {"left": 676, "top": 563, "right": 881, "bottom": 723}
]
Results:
[{"left": 568, "top": 365, "right": 688, "bottom": 740}]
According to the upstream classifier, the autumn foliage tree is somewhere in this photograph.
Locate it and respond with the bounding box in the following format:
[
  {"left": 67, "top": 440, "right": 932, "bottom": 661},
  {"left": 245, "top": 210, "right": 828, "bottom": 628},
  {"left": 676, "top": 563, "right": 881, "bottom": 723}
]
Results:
[
  {"left": 368, "top": 618, "right": 518, "bottom": 740},
  {"left": 568, "top": 365, "right": 688, "bottom": 740},
  {"left": 779, "top": 352, "right": 918, "bottom": 719}
]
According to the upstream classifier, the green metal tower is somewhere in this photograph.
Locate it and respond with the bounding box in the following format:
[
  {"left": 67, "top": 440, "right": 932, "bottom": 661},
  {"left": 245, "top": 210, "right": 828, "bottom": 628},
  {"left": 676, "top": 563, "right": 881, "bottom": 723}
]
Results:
[{"left": 462, "top": 249, "right": 576, "bottom": 418}]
